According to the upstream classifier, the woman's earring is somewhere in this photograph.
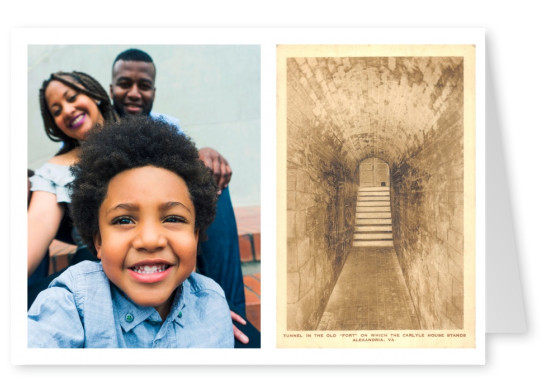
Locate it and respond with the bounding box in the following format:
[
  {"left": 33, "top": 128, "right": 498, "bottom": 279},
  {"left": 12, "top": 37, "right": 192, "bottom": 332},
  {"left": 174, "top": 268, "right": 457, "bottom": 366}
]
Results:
[{"left": 96, "top": 100, "right": 101, "bottom": 106}]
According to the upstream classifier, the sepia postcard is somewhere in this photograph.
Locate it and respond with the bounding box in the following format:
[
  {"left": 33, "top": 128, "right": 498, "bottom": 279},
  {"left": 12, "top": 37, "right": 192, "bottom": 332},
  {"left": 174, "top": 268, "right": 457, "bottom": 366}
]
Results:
[{"left": 277, "top": 43, "right": 482, "bottom": 355}]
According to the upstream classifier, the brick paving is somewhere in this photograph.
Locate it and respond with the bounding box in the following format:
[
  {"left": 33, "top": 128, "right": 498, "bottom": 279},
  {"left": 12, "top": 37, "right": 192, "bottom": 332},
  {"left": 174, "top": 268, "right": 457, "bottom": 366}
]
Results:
[
  {"left": 317, "top": 247, "right": 420, "bottom": 330},
  {"left": 234, "top": 206, "right": 261, "bottom": 331}
]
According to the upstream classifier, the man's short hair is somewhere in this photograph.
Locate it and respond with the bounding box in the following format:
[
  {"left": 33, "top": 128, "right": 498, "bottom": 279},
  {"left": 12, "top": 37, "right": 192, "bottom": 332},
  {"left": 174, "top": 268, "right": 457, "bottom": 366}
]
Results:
[{"left": 112, "top": 48, "right": 154, "bottom": 67}]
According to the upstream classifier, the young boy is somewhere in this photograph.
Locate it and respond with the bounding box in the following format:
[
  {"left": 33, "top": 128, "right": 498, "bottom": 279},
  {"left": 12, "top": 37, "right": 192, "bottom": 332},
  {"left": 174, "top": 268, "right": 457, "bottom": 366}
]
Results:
[{"left": 27, "top": 116, "right": 234, "bottom": 348}]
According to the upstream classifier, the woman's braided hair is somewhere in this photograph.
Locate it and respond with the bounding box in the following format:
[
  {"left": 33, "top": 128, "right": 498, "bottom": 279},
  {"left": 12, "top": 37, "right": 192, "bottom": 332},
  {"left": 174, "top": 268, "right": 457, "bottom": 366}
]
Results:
[{"left": 39, "top": 71, "right": 119, "bottom": 155}]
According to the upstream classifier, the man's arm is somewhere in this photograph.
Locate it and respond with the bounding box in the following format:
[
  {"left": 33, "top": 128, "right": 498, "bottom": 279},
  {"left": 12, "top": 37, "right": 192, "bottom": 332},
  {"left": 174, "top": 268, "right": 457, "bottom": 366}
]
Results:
[
  {"left": 151, "top": 113, "right": 233, "bottom": 191},
  {"left": 198, "top": 147, "right": 232, "bottom": 193}
]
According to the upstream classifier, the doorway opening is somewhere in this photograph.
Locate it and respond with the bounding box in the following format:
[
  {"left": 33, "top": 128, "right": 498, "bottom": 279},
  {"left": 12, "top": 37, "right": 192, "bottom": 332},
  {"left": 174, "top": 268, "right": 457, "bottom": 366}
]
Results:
[{"left": 354, "top": 158, "right": 392, "bottom": 247}]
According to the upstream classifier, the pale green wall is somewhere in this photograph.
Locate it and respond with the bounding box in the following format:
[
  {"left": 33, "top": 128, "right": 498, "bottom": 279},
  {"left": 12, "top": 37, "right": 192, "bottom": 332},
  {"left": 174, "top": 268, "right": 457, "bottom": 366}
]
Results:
[{"left": 27, "top": 45, "right": 260, "bottom": 207}]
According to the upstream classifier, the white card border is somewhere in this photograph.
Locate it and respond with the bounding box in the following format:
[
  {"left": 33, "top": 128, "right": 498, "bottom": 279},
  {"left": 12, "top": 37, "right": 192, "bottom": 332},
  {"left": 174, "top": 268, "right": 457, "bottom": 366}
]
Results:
[{"left": 10, "top": 27, "right": 485, "bottom": 365}]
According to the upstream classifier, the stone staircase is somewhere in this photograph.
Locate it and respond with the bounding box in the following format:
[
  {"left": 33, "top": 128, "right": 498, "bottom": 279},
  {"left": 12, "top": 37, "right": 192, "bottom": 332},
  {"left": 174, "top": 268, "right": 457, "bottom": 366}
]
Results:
[{"left": 353, "top": 186, "right": 393, "bottom": 247}]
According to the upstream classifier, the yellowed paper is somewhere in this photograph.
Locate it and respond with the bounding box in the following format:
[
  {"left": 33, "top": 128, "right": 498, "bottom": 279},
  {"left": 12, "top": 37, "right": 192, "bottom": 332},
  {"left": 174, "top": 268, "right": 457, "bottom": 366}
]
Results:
[{"left": 277, "top": 44, "right": 476, "bottom": 349}]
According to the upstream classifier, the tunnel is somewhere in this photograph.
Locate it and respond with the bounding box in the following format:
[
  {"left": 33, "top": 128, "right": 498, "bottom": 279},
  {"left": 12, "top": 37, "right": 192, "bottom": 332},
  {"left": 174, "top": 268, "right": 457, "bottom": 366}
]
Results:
[{"left": 286, "top": 56, "right": 465, "bottom": 330}]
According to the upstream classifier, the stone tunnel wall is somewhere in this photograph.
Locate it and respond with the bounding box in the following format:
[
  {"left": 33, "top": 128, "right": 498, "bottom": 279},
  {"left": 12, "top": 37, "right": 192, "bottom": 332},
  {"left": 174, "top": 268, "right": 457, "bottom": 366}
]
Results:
[
  {"left": 286, "top": 58, "right": 358, "bottom": 330},
  {"left": 285, "top": 54, "right": 467, "bottom": 331},
  {"left": 390, "top": 64, "right": 465, "bottom": 329}
]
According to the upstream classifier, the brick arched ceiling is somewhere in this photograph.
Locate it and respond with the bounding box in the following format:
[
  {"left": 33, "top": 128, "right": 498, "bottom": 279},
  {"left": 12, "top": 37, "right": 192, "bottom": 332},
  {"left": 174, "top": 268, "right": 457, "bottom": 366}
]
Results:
[{"left": 288, "top": 56, "right": 464, "bottom": 168}]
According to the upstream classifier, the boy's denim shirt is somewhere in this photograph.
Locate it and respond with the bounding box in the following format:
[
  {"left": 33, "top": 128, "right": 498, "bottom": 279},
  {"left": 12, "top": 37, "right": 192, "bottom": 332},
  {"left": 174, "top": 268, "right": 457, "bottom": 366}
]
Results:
[{"left": 28, "top": 261, "right": 234, "bottom": 348}]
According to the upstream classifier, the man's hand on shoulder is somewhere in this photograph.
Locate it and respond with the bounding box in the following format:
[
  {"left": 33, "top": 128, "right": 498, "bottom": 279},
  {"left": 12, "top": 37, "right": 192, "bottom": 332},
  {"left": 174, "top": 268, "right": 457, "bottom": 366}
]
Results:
[{"left": 198, "top": 147, "right": 232, "bottom": 193}]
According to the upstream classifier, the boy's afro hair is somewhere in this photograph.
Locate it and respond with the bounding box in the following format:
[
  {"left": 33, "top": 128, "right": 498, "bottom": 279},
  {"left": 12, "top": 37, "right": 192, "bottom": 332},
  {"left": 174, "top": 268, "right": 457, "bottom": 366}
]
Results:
[{"left": 69, "top": 116, "right": 218, "bottom": 257}]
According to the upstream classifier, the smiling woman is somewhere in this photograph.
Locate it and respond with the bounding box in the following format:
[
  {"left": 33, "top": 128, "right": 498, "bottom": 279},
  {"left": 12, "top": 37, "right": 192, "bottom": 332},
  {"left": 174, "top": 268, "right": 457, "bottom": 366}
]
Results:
[
  {"left": 38, "top": 72, "right": 117, "bottom": 156},
  {"left": 27, "top": 71, "right": 118, "bottom": 280},
  {"left": 45, "top": 80, "right": 105, "bottom": 141}
]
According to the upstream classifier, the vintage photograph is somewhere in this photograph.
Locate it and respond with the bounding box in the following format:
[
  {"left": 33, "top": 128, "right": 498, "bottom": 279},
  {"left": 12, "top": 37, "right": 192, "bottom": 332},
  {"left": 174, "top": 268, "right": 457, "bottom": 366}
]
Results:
[{"left": 277, "top": 44, "right": 477, "bottom": 349}]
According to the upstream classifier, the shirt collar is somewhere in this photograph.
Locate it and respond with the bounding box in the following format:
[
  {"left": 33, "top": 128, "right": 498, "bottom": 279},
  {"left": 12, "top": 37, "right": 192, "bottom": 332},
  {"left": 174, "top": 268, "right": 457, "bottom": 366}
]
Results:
[
  {"left": 167, "top": 283, "right": 187, "bottom": 327},
  {"left": 112, "top": 283, "right": 187, "bottom": 332}
]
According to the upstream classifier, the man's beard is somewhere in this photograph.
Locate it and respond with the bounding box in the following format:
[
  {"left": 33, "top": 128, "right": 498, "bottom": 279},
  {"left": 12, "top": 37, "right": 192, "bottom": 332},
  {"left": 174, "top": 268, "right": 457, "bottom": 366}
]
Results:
[{"left": 114, "top": 102, "right": 151, "bottom": 117}]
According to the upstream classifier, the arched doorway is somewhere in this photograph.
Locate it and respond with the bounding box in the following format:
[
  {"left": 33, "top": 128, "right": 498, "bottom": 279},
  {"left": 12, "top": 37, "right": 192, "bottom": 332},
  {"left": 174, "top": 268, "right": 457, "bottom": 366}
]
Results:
[
  {"left": 354, "top": 158, "right": 392, "bottom": 247},
  {"left": 359, "top": 157, "right": 389, "bottom": 188}
]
